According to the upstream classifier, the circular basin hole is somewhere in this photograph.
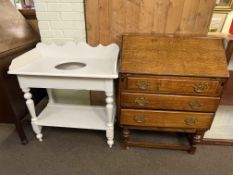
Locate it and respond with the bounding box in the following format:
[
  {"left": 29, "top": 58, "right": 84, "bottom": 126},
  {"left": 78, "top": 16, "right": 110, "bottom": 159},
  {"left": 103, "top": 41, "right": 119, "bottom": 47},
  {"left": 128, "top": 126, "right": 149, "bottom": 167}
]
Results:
[{"left": 55, "top": 62, "right": 86, "bottom": 70}]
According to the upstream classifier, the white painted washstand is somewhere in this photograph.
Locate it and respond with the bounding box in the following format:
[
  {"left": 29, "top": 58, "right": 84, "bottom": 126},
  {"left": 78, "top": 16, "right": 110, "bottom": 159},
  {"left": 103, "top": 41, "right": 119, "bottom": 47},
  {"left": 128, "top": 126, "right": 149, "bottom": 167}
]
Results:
[{"left": 8, "top": 42, "right": 119, "bottom": 148}]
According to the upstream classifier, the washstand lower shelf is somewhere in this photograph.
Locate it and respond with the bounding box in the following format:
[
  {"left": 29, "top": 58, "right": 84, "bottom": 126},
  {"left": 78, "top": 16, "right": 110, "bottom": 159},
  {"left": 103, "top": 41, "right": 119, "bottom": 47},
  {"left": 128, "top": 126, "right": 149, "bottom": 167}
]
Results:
[
  {"left": 33, "top": 102, "right": 116, "bottom": 147},
  {"left": 36, "top": 104, "right": 108, "bottom": 130}
]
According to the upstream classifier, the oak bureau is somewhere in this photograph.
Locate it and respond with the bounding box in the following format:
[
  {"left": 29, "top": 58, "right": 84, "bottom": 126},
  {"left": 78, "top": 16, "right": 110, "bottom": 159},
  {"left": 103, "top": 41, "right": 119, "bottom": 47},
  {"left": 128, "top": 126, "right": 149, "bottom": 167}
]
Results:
[{"left": 118, "top": 35, "right": 229, "bottom": 153}]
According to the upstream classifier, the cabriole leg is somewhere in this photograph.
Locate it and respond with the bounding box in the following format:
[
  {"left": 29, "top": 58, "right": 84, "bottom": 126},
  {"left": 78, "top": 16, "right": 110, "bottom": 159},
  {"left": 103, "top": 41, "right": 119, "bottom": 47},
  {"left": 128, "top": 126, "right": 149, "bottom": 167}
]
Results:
[
  {"left": 105, "top": 91, "right": 114, "bottom": 148},
  {"left": 22, "top": 88, "right": 43, "bottom": 142}
]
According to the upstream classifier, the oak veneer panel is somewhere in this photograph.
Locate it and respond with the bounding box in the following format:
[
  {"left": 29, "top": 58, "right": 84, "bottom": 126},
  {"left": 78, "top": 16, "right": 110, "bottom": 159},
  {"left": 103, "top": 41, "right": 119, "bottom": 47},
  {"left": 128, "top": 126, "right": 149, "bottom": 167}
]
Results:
[
  {"left": 120, "top": 109, "right": 214, "bottom": 129},
  {"left": 85, "top": 0, "right": 216, "bottom": 45},
  {"left": 121, "top": 36, "right": 224, "bottom": 51},
  {"left": 121, "top": 92, "right": 220, "bottom": 112},
  {"left": 125, "top": 76, "right": 223, "bottom": 96},
  {"left": 120, "top": 36, "right": 229, "bottom": 78}
]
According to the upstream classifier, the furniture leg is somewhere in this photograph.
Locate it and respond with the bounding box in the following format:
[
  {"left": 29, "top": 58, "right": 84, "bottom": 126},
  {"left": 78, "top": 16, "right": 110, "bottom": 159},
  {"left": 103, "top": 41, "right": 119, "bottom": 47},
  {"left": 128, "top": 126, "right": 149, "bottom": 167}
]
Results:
[
  {"left": 46, "top": 89, "right": 54, "bottom": 104},
  {"left": 192, "top": 130, "right": 205, "bottom": 144},
  {"left": 14, "top": 117, "right": 28, "bottom": 144},
  {"left": 22, "top": 88, "right": 43, "bottom": 142},
  {"left": 105, "top": 91, "right": 114, "bottom": 148},
  {"left": 122, "top": 128, "right": 130, "bottom": 149},
  {"left": 188, "top": 146, "right": 197, "bottom": 154}
]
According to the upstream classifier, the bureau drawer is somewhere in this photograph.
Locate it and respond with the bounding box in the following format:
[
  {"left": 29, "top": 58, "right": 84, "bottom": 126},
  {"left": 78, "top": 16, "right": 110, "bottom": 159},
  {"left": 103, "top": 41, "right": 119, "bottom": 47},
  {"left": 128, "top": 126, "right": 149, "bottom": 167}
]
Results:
[
  {"left": 124, "top": 76, "right": 223, "bottom": 96},
  {"left": 120, "top": 109, "right": 214, "bottom": 129},
  {"left": 121, "top": 92, "right": 220, "bottom": 112}
]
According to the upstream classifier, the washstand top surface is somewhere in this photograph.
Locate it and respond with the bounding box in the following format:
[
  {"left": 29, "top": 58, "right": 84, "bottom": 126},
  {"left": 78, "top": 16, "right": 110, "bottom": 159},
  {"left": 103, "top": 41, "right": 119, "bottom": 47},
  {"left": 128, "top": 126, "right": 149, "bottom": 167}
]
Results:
[{"left": 9, "top": 42, "right": 119, "bottom": 79}]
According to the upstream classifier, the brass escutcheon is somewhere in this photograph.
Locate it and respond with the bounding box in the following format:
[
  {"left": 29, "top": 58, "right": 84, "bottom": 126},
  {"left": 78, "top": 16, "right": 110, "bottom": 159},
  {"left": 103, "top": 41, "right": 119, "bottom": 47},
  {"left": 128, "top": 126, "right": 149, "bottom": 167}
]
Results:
[
  {"left": 192, "top": 82, "right": 209, "bottom": 93},
  {"left": 134, "top": 115, "right": 145, "bottom": 123},
  {"left": 184, "top": 118, "right": 198, "bottom": 126},
  {"left": 134, "top": 97, "right": 148, "bottom": 106},
  {"left": 136, "top": 80, "right": 150, "bottom": 90},
  {"left": 189, "top": 101, "right": 203, "bottom": 110}
]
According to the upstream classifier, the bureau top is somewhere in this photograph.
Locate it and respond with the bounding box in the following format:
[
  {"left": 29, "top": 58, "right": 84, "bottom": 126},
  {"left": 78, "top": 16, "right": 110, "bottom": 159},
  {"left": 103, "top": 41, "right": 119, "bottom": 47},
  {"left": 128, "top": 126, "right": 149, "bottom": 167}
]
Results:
[{"left": 120, "top": 35, "right": 229, "bottom": 78}]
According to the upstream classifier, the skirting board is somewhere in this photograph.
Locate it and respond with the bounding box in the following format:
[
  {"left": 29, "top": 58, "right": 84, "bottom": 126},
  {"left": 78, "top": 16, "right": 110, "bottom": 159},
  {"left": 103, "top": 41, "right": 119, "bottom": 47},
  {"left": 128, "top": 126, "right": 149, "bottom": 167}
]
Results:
[
  {"left": 201, "top": 138, "right": 233, "bottom": 146},
  {"left": 203, "top": 105, "right": 233, "bottom": 145}
]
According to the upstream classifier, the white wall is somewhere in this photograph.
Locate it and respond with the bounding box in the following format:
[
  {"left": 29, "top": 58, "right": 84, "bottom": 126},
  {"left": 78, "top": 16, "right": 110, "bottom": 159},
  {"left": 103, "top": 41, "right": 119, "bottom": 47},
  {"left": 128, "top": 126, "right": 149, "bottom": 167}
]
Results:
[
  {"left": 33, "top": 0, "right": 89, "bottom": 103},
  {"left": 34, "top": 0, "right": 86, "bottom": 44}
]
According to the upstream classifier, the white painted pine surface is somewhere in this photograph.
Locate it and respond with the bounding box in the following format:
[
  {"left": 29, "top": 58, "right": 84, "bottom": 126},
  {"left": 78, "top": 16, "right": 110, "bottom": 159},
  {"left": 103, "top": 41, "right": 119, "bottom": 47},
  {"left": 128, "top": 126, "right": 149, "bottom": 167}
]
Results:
[
  {"left": 36, "top": 104, "right": 108, "bottom": 130},
  {"left": 8, "top": 42, "right": 119, "bottom": 79},
  {"left": 8, "top": 42, "right": 118, "bottom": 147}
]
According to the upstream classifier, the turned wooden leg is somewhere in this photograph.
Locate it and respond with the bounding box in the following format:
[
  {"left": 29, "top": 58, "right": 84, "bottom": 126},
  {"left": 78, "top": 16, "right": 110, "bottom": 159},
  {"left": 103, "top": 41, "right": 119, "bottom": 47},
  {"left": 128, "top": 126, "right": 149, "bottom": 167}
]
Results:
[
  {"left": 185, "top": 133, "right": 198, "bottom": 154},
  {"left": 192, "top": 131, "right": 205, "bottom": 145},
  {"left": 123, "top": 128, "right": 130, "bottom": 149},
  {"left": 105, "top": 91, "right": 114, "bottom": 148},
  {"left": 22, "top": 88, "right": 43, "bottom": 142},
  {"left": 188, "top": 147, "right": 197, "bottom": 154}
]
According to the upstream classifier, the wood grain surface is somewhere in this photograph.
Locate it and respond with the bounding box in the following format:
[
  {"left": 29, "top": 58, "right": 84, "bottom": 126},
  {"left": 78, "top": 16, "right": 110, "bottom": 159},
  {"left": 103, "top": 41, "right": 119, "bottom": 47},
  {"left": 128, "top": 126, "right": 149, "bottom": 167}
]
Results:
[
  {"left": 120, "top": 108, "right": 214, "bottom": 129},
  {"left": 124, "top": 76, "right": 223, "bottom": 97},
  {"left": 120, "top": 35, "right": 229, "bottom": 78},
  {"left": 118, "top": 35, "right": 228, "bottom": 152},
  {"left": 85, "top": 0, "right": 216, "bottom": 45},
  {"left": 121, "top": 92, "right": 220, "bottom": 112}
]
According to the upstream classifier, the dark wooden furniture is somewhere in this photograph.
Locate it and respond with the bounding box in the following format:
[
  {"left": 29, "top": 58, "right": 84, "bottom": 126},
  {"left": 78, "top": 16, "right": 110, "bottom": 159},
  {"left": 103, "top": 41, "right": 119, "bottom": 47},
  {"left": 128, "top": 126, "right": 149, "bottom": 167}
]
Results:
[
  {"left": 19, "top": 9, "right": 40, "bottom": 34},
  {"left": 0, "top": 0, "right": 45, "bottom": 144},
  {"left": 119, "top": 35, "right": 229, "bottom": 153}
]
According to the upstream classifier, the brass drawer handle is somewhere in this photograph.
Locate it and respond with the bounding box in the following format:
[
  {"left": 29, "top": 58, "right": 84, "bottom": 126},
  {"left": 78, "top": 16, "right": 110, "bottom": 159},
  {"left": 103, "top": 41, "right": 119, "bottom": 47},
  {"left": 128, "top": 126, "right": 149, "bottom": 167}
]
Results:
[
  {"left": 192, "top": 82, "right": 209, "bottom": 93},
  {"left": 184, "top": 118, "right": 198, "bottom": 126},
  {"left": 134, "top": 115, "right": 145, "bottom": 123},
  {"left": 134, "top": 97, "right": 148, "bottom": 106},
  {"left": 136, "top": 80, "right": 150, "bottom": 90},
  {"left": 189, "top": 101, "right": 203, "bottom": 110}
]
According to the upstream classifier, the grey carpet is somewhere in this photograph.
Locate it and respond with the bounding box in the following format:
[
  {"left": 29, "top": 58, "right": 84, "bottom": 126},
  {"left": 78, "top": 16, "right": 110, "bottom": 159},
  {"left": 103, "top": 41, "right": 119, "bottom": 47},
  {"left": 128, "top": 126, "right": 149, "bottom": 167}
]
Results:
[
  {"left": 0, "top": 124, "right": 233, "bottom": 175},
  {"left": 0, "top": 124, "right": 14, "bottom": 142}
]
